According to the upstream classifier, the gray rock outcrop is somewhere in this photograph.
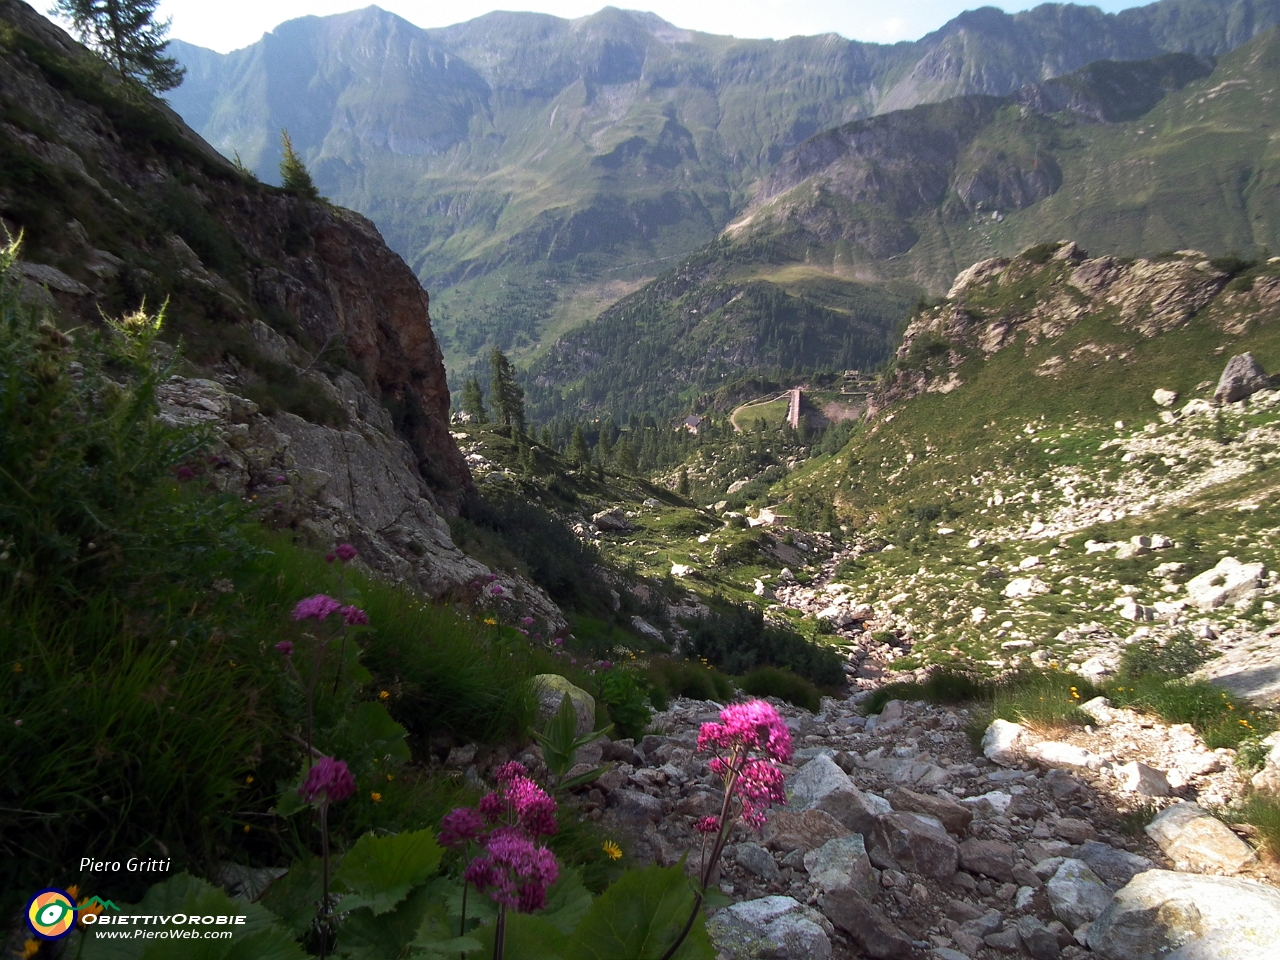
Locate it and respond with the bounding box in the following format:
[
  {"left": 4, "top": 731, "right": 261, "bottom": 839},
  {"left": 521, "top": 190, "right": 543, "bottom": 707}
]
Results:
[{"left": 1215, "top": 352, "right": 1271, "bottom": 403}]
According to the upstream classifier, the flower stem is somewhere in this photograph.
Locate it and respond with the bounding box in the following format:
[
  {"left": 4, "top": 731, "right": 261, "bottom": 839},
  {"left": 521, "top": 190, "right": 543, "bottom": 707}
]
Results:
[
  {"left": 459, "top": 880, "right": 469, "bottom": 960},
  {"left": 493, "top": 904, "right": 506, "bottom": 960},
  {"left": 319, "top": 801, "right": 331, "bottom": 960}
]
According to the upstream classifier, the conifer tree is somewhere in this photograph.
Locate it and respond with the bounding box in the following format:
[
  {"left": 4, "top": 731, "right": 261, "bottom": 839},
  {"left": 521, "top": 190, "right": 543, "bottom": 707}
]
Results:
[
  {"left": 614, "top": 437, "right": 637, "bottom": 475},
  {"left": 488, "top": 346, "right": 525, "bottom": 435},
  {"left": 54, "top": 0, "right": 185, "bottom": 92},
  {"left": 569, "top": 425, "right": 590, "bottom": 467},
  {"left": 677, "top": 465, "right": 690, "bottom": 496},
  {"left": 460, "top": 376, "right": 488, "bottom": 424},
  {"left": 279, "top": 130, "right": 320, "bottom": 199}
]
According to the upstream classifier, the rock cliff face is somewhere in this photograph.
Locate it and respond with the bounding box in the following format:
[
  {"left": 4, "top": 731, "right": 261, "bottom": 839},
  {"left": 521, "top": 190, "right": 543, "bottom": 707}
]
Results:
[
  {"left": 870, "top": 241, "right": 1280, "bottom": 415},
  {"left": 0, "top": 0, "right": 546, "bottom": 605}
]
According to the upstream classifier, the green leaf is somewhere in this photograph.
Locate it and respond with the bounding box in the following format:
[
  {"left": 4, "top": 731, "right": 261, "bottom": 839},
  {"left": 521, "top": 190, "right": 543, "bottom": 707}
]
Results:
[
  {"left": 342, "top": 701, "right": 411, "bottom": 765},
  {"left": 561, "top": 865, "right": 715, "bottom": 960},
  {"left": 538, "top": 867, "right": 594, "bottom": 936},
  {"left": 258, "top": 857, "right": 325, "bottom": 937},
  {"left": 77, "top": 873, "right": 306, "bottom": 960},
  {"left": 558, "top": 763, "right": 613, "bottom": 791},
  {"left": 334, "top": 828, "right": 443, "bottom": 915},
  {"left": 272, "top": 765, "right": 309, "bottom": 818},
  {"left": 472, "top": 914, "right": 567, "bottom": 960},
  {"left": 412, "top": 936, "right": 484, "bottom": 954},
  {"left": 336, "top": 884, "right": 438, "bottom": 960}
]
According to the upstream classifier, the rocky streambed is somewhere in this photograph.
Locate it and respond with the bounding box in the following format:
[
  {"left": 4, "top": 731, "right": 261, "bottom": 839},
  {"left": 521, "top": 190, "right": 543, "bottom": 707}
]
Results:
[{"left": 502, "top": 691, "right": 1280, "bottom": 959}]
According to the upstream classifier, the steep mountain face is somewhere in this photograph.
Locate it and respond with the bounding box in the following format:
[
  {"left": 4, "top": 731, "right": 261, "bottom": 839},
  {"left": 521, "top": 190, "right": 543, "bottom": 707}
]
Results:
[
  {"left": 166, "top": 0, "right": 1280, "bottom": 376},
  {"left": 0, "top": 0, "right": 566, "bottom": 607},
  {"left": 523, "top": 32, "right": 1280, "bottom": 422}
]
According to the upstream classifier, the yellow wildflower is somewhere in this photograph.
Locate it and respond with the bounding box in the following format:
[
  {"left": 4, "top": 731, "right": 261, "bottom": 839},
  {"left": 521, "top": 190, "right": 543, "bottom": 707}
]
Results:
[
  {"left": 21, "top": 939, "right": 39, "bottom": 959},
  {"left": 602, "top": 840, "right": 622, "bottom": 861},
  {"left": 245, "top": 775, "right": 254, "bottom": 785},
  {"left": 243, "top": 825, "right": 251, "bottom": 833},
  {"left": 379, "top": 690, "right": 390, "bottom": 700},
  {"left": 371, "top": 792, "right": 383, "bottom": 803},
  {"left": 12, "top": 662, "right": 22, "bottom": 673},
  {"left": 484, "top": 618, "right": 497, "bottom": 626},
  {"left": 386, "top": 774, "right": 394, "bottom": 781}
]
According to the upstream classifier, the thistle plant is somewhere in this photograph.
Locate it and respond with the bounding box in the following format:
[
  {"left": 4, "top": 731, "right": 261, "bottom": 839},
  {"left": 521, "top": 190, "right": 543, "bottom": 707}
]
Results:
[
  {"left": 662, "top": 700, "right": 792, "bottom": 960},
  {"left": 298, "top": 755, "right": 355, "bottom": 960},
  {"left": 439, "top": 761, "right": 560, "bottom": 960}
]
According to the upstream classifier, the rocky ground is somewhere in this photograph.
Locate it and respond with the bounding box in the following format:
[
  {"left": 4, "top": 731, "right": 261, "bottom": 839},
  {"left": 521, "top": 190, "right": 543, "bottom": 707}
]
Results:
[{"left": 501, "top": 691, "right": 1280, "bottom": 959}]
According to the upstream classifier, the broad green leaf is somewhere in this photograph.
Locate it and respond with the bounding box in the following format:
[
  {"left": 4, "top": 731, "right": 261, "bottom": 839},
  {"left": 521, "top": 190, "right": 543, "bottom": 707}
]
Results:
[
  {"left": 413, "top": 936, "right": 483, "bottom": 954},
  {"left": 77, "top": 873, "right": 305, "bottom": 960},
  {"left": 342, "top": 701, "right": 411, "bottom": 765},
  {"left": 334, "top": 828, "right": 442, "bottom": 915},
  {"left": 561, "top": 865, "right": 715, "bottom": 960},
  {"left": 258, "top": 857, "right": 325, "bottom": 937},
  {"left": 538, "top": 867, "right": 593, "bottom": 936},
  {"left": 558, "top": 763, "right": 612, "bottom": 791},
  {"left": 336, "top": 885, "right": 438, "bottom": 960},
  {"left": 471, "top": 914, "right": 567, "bottom": 960}
]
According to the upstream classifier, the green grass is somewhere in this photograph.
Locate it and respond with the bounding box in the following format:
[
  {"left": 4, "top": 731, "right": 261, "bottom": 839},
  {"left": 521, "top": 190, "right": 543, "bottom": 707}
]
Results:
[
  {"left": 1105, "top": 677, "right": 1274, "bottom": 750},
  {"left": 1230, "top": 794, "right": 1280, "bottom": 860},
  {"left": 739, "top": 666, "right": 821, "bottom": 712}
]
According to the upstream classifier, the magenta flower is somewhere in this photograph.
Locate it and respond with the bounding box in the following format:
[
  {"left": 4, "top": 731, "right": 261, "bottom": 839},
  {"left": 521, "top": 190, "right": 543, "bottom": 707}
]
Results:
[
  {"left": 439, "top": 806, "right": 485, "bottom": 849},
  {"left": 293, "top": 594, "right": 343, "bottom": 622},
  {"left": 326, "top": 553, "right": 336, "bottom": 563},
  {"left": 465, "top": 831, "right": 559, "bottom": 913},
  {"left": 275, "top": 474, "right": 287, "bottom": 484},
  {"left": 334, "top": 543, "right": 357, "bottom": 562},
  {"left": 600, "top": 660, "right": 613, "bottom": 670},
  {"left": 520, "top": 617, "right": 535, "bottom": 627},
  {"left": 494, "top": 761, "right": 529, "bottom": 783},
  {"left": 490, "top": 584, "right": 504, "bottom": 596},
  {"left": 553, "top": 638, "right": 564, "bottom": 647},
  {"left": 275, "top": 640, "right": 293, "bottom": 656},
  {"left": 694, "top": 816, "right": 720, "bottom": 835},
  {"left": 176, "top": 465, "right": 195, "bottom": 481},
  {"left": 341, "top": 605, "right": 369, "bottom": 626},
  {"left": 697, "top": 699, "right": 792, "bottom": 764},
  {"left": 298, "top": 756, "right": 355, "bottom": 805}
]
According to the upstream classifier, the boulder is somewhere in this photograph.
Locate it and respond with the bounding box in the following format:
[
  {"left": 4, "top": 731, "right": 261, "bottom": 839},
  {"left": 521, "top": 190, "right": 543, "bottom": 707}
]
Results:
[
  {"left": 959, "top": 838, "right": 1017, "bottom": 882},
  {"left": 788, "top": 754, "right": 882, "bottom": 834},
  {"left": 803, "top": 835, "right": 877, "bottom": 899},
  {"left": 628, "top": 615, "right": 665, "bottom": 643},
  {"left": 736, "top": 842, "right": 783, "bottom": 881},
  {"left": 1117, "top": 761, "right": 1171, "bottom": 797},
  {"left": 1046, "top": 858, "right": 1112, "bottom": 929},
  {"left": 1003, "top": 576, "right": 1051, "bottom": 599},
  {"left": 1016, "top": 916, "right": 1062, "bottom": 960},
  {"left": 1087, "top": 870, "right": 1280, "bottom": 960},
  {"left": 532, "top": 675, "right": 596, "bottom": 737},
  {"left": 591, "top": 507, "right": 632, "bottom": 531},
  {"left": 608, "top": 789, "right": 664, "bottom": 825},
  {"left": 1027, "top": 741, "right": 1106, "bottom": 771},
  {"left": 1075, "top": 841, "right": 1154, "bottom": 889},
  {"left": 707, "top": 896, "right": 832, "bottom": 960},
  {"left": 1184, "top": 557, "right": 1266, "bottom": 610},
  {"left": 982, "top": 719, "right": 1028, "bottom": 766},
  {"left": 1214, "top": 352, "right": 1271, "bottom": 403},
  {"left": 1145, "top": 802, "right": 1257, "bottom": 875},
  {"left": 889, "top": 786, "right": 973, "bottom": 835},
  {"left": 870, "top": 811, "right": 959, "bottom": 879},
  {"left": 821, "top": 887, "right": 917, "bottom": 960},
  {"left": 763, "top": 809, "right": 852, "bottom": 853},
  {"left": 1152, "top": 388, "right": 1178, "bottom": 408}
]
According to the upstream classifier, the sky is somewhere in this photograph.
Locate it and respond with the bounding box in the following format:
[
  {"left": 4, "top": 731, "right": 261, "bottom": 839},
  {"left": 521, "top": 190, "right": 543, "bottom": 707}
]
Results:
[{"left": 157, "top": 0, "right": 1150, "bottom": 54}]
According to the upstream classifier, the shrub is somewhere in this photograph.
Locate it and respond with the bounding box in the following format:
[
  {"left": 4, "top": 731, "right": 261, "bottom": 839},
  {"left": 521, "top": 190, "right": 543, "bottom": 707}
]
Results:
[
  {"left": 597, "top": 668, "right": 653, "bottom": 741},
  {"left": 739, "top": 667, "right": 820, "bottom": 712},
  {"left": 863, "top": 670, "right": 987, "bottom": 714},
  {"left": 642, "top": 658, "right": 734, "bottom": 708},
  {"left": 684, "top": 603, "right": 844, "bottom": 686},
  {"left": 1117, "top": 630, "right": 1212, "bottom": 680}
]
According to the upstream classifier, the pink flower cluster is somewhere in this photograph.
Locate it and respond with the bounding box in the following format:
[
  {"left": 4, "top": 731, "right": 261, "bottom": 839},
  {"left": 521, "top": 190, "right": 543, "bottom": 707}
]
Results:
[
  {"left": 697, "top": 700, "right": 793, "bottom": 764},
  {"left": 292, "top": 594, "right": 368, "bottom": 625},
  {"left": 464, "top": 830, "right": 558, "bottom": 912},
  {"left": 298, "top": 756, "right": 355, "bottom": 805},
  {"left": 697, "top": 699, "right": 792, "bottom": 828},
  {"left": 440, "top": 761, "right": 561, "bottom": 915}
]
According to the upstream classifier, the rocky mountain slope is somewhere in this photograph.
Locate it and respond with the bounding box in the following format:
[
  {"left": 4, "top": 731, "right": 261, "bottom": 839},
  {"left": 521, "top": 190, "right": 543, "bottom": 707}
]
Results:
[
  {"left": 526, "top": 29, "right": 1280, "bottom": 422},
  {"left": 0, "top": 0, "right": 564, "bottom": 610},
  {"left": 166, "top": 0, "right": 1280, "bottom": 377}
]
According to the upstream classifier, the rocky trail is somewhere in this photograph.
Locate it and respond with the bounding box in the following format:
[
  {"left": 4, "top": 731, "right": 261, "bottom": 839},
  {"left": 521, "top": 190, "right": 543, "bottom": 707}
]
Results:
[{"left": 499, "top": 689, "right": 1280, "bottom": 959}]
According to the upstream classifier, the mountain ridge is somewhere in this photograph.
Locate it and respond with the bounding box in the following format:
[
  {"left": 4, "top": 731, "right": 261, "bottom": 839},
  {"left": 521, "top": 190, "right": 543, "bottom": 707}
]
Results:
[{"left": 164, "top": 0, "right": 1280, "bottom": 378}]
